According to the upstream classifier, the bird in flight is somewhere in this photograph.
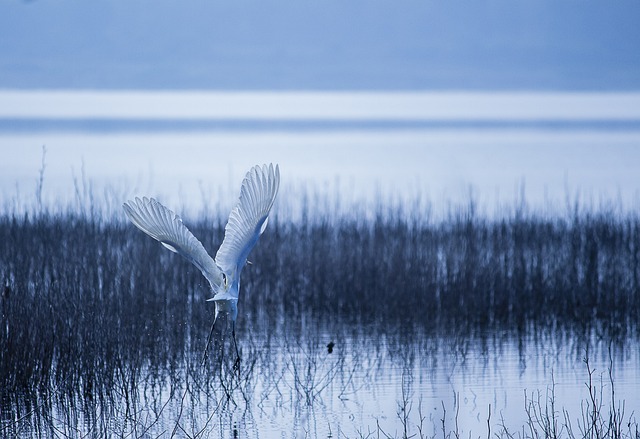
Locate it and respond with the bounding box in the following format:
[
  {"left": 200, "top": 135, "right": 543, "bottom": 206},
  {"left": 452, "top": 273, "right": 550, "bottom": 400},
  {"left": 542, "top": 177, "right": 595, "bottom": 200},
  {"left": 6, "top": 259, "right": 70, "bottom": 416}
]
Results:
[{"left": 123, "top": 164, "right": 280, "bottom": 369}]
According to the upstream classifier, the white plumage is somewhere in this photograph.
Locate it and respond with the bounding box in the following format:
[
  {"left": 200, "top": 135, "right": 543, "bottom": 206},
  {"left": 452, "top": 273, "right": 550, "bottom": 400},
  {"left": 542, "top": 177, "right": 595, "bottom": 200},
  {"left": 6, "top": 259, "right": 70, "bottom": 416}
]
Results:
[{"left": 123, "top": 163, "right": 280, "bottom": 366}]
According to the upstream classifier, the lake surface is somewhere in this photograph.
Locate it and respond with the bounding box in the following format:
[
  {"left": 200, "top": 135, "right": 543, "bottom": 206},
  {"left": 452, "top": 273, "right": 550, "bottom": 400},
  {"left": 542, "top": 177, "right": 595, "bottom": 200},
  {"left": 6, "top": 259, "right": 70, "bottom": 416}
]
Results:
[
  {"left": 3, "top": 324, "right": 638, "bottom": 438},
  {"left": 1, "top": 91, "right": 640, "bottom": 437},
  {"left": 1, "top": 91, "right": 640, "bottom": 218}
]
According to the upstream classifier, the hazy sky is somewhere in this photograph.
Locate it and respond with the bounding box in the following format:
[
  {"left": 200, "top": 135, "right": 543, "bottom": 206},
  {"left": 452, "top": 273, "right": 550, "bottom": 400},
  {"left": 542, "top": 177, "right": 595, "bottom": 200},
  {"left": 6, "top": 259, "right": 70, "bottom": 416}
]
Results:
[
  {"left": 1, "top": 0, "right": 639, "bottom": 90},
  {"left": 1, "top": 3, "right": 639, "bottom": 217}
]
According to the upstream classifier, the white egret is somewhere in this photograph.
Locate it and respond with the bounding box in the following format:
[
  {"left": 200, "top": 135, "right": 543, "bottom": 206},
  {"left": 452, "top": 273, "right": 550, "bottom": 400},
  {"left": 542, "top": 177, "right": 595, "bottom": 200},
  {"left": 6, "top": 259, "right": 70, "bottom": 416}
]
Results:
[{"left": 123, "top": 163, "right": 280, "bottom": 368}]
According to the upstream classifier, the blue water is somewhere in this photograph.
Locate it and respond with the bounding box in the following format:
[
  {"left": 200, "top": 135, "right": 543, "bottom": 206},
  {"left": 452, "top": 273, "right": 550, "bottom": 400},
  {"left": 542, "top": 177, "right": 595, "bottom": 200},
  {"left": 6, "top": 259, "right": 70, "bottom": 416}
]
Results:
[
  {"left": 2, "top": 91, "right": 640, "bottom": 437},
  {"left": 1, "top": 91, "right": 640, "bottom": 219},
  {"left": 4, "top": 328, "right": 637, "bottom": 438}
]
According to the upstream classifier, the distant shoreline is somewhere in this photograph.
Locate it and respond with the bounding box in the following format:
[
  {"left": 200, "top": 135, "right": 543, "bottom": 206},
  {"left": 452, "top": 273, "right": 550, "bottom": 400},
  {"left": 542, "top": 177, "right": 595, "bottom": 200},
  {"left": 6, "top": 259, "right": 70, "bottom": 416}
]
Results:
[{"left": 2, "top": 90, "right": 640, "bottom": 121}]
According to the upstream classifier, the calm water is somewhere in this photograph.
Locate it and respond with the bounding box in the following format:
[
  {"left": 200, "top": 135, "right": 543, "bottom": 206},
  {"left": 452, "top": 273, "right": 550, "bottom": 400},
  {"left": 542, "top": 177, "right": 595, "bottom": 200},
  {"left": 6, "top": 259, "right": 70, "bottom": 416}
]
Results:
[
  {"left": 4, "top": 325, "right": 638, "bottom": 438},
  {"left": 2, "top": 91, "right": 640, "bottom": 218},
  {"left": 2, "top": 91, "right": 640, "bottom": 437}
]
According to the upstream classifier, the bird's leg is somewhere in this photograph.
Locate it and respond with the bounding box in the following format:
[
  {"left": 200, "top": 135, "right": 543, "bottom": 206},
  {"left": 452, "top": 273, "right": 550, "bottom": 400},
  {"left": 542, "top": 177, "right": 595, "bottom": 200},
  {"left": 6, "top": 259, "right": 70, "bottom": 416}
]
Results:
[
  {"left": 201, "top": 317, "right": 217, "bottom": 367},
  {"left": 232, "top": 321, "right": 241, "bottom": 372}
]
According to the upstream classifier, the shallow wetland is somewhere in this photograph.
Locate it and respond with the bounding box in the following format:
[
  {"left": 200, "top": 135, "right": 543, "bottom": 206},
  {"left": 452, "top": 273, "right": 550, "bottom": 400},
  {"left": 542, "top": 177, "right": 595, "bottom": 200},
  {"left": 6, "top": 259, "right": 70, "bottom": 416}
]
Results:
[{"left": 1, "top": 194, "right": 639, "bottom": 438}]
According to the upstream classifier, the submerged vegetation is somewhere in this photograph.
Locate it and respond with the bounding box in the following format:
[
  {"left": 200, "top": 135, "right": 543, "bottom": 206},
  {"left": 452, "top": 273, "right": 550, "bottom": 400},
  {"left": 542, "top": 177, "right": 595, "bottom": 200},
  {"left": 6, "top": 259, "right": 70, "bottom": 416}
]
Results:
[{"left": 1, "top": 186, "right": 639, "bottom": 437}]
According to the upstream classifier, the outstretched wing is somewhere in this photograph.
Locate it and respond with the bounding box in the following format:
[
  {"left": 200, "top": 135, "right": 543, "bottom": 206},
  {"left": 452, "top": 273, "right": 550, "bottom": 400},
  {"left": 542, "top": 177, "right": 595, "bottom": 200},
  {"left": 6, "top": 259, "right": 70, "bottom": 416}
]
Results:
[
  {"left": 123, "top": 197, "right": 223, "bottom": 290},
  {"left": 215, "top": 164, "right": 280, "bottom": 277}
]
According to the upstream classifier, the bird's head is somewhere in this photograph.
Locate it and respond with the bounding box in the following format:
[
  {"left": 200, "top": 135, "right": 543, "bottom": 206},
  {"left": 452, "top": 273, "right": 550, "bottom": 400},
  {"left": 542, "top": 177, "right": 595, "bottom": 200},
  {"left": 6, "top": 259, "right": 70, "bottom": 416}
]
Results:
[{"left": 220, "top": 270, "right": 241, "bottom": 296}]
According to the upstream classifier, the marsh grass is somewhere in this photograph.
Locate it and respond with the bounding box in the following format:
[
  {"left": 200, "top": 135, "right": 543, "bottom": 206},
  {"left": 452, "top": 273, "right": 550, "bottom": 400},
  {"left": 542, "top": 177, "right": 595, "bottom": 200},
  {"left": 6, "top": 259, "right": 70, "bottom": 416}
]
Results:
[{"left": 1, "top": 186, "right": 639, "bottom": 437}]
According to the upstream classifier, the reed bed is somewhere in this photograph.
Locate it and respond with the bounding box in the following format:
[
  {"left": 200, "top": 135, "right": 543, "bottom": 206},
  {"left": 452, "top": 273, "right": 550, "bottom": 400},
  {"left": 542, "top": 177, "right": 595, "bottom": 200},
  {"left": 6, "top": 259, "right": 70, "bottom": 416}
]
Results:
[{"left": 1, "top": 190, "right": 639, "bottom": 437}]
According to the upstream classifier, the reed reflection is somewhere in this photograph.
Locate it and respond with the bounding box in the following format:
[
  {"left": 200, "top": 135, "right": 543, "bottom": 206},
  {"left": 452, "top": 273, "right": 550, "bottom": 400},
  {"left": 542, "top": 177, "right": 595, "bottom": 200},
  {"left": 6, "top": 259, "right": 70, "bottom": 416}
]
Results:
[{"left": 1, "top": 186, "right": 639, "bottom": 437}]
